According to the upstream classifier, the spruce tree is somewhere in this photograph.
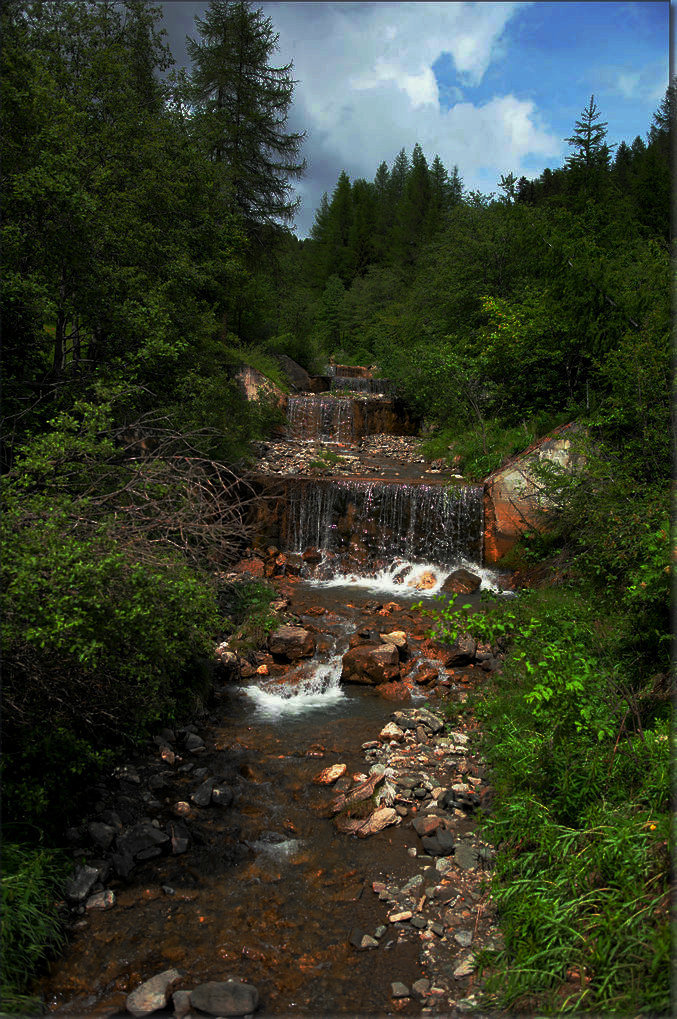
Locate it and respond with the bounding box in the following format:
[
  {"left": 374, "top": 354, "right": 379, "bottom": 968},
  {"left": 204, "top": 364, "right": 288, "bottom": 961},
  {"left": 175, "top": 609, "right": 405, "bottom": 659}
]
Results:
[
  {"left": 187, "top": 0, "right": 306, "bottom": 237},
  {"left": 565, "top": 94, "right": 614, "bottom": 172}
]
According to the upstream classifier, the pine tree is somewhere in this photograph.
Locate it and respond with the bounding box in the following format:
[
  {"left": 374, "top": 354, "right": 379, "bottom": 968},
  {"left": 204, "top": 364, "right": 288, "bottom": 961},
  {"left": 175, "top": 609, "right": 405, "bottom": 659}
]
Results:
[
  {"left": 187, "top": 0, "right": 306, "bottom": 237},
  {"left": 565, "top": 94, "right": 614, "bottom": 172}
]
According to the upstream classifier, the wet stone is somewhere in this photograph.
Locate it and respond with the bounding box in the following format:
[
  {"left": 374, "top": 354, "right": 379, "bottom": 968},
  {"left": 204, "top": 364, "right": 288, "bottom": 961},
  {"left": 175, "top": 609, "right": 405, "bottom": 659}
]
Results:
[
  {"left": 391, "top": 982, "right": 410, "bottom": 999},
  {"left": 64, "top": 865, "right": 99, "bottom": 904},
  {"left": 85, "top": 889, "right": 116, "bottom": 910},
  {"left": 126, "top": 968, "right": 183, "bottom": 1017},
  {"left": 211, "top": 784, "right": 234, "bottom": 807},
  {"left": 88, "top": 821, "right": 116, "bottom": 850},
  {"left": 190, "top": 979, "right": 259, "bottom": 1017},
  {"left": 191, "top": 777, "right": 216, "bottom": 807}
]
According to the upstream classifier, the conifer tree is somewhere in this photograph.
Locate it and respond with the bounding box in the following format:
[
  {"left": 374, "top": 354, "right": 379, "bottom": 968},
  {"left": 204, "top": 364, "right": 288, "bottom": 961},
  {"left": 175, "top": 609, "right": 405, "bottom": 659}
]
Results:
[
  {"left": 187, "top": 0, "right": 305, "bottom": 237},
  {"left": 565, "top": 94, "right": 614, "bottom": 171}
]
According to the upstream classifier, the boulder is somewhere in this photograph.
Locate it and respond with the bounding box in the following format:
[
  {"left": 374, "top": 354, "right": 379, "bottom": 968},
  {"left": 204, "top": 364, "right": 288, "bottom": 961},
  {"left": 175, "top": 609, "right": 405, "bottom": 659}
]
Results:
[
  {"left": 484, "top": 422, "right": 583, "bottom": 562},
  {"left": 341, "top": 644, "right": 400, "bottom": 685},
  {"left": 441, "top": 568, "right": 481, "bottom": 594},
  {"left": 421, "top": 828, "right": 456, "bottom": 856},
  {"left": 190, "top": 980, "right": 259, "bottom": 1017},
  {"left": 115, "top": 824, "right": 170, "bottom": 861},
  {"left": 126, "top": 969, "right": 183, "bottom": 1017},
  {"left": 268, "top": 625, "right": 315, "bottom": 661}
]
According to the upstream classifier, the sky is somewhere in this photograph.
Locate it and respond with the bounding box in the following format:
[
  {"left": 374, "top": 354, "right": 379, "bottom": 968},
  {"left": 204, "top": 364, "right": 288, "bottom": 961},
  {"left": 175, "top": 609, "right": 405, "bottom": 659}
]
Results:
[{"left": 160, "top": 1, "right": 671, "bottom": 238}]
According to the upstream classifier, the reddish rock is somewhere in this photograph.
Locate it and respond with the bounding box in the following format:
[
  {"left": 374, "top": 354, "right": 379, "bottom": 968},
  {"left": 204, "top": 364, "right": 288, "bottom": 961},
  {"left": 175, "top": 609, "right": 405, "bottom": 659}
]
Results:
[
  {"left": 313, "top": 763, "right": 347, "bottom": 785},
  {"left": 377, "top": 680, "right": 412, "bottom": 701},
  {"left": 233, "top": 556, "right": 265, "bottom": 578},
  {"left": 411, "top": 815, "right": 443, "bottom": 837},
  {"left": 484, "top": 422, "right": 582, "bottom": 563},
  {"left": 441, "top": 569, "right": 481, "bottom": 594},
  {"left": 415, "top": 667, "right": 439, "bottom": 685},
  {"left": 341, "top": 644, "right": 400, "bottom": 685},
  {"left": 268, "top": 625, "right": 315, "bottom": 661}
]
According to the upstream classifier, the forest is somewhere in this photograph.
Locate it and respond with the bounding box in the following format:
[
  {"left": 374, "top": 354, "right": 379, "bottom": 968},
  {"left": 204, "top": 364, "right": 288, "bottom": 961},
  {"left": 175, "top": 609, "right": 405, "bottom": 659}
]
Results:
[{"left": 1, "top": 0, "right": 672, "bottom": 1015}]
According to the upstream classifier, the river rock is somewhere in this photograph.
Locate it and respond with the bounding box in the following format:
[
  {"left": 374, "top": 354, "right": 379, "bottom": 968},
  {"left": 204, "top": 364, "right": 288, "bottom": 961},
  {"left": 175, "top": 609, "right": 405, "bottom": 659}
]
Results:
[
  {"left": 171, "top": 989, "right": 192, "bottom": 1019},
  {"left": 88, "top": 821, "right": 116, "bottom": 850},
  {"left": 190, "top": 979, "right": 259, "bottom": 1016},
  {"left": 85, "top": 889, "right": 116, "bottom": 910},
  {"left": 412, "top": 815, "right": 442, "bottom": 837},
  {"left": 341, "top": 644, "right": 400, "bottom": 685},
  {"left": 191, "top": 777, "right": 215, "bottom": 807},
  {"left": 407, "top": 570, "right": 437, "bottom": 591},
  {"left": 126, "top": 968, "right": 183, "bottom": 1017},
  {"left": 313, "top": 763, "right": 347, "bottom": 785},
  {"left": 115, "top": 823, "right": 170, "bottom": 860},
  {"left": 391, "top": 982, "right": 410, "bottom": 999},
  {"left": 379, "top": 630, "right": 407, "bottom": 649},
  {"left": 379, "top": 721, "right": 404, "bottom": 741},
  {"left": 64, "top": 865, "right": 99, "bottom": 903},
  {"left": 441, "top": 568, "right": 481, "bottom": 594},
  {"left": 268, "top": 625, "right": 315, "bottom": 660},
  {"left": 211, "top": 783, "right": 234, "bottom": 807},
  {"left": 184, "top": 732, "right": 205, "bottom": 753},
  {"left": 445, "top": 634, "right": 477, "bottom": 666},
  {"left": 453, "top": 954, "right": 476, "bottom": 979},
  {"left": 355, "top": 806, "right": 400, "bottom": 837},
  {"left": 421, "top": 828, "right": 456, "bottom": 856}
]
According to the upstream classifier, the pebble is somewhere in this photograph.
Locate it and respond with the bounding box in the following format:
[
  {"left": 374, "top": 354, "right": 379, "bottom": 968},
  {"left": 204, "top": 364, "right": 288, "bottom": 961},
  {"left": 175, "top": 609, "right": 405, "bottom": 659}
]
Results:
[{"left": 391, "top": 982, "right": 410, "bottom": 999}]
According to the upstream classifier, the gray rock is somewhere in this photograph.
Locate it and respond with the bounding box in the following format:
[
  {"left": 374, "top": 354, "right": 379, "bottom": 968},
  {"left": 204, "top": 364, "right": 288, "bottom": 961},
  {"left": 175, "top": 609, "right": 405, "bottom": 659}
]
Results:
[
  {"left": 88, "top": 821, "right": 116, "bottom": 850},
  {"left": 191, "top": 778, "right": 215, "bottom": 807},
  {"left": 126, "top": 968, "right": 183, "bottom": 1017},
  {"left": 111, "top": 851, "right": 135, "bottom": 879},
  {"left": 116, "top": 823, "right": 170, "bottom": 860},
  {"left": 211, "top": 784, "right": 234, "bottom": 807},
  {"left": 390, "top": 982, "right": 410, "bottom": 999},
  {"left": 171, "top": 989, "right": 192, "bottom": 1019},
  {"left": 64, "top": 865, "right": 99, "bottom": 903},
  {"left": 454, "top": 930, "right": 473, "bottom": 948},
  {"left": 421, "top": 829, "right": 455, "bottom": 856},
  {"left": 85, "top": 889, "right": 115, "bottom": 910},
  {"left": 171, "top": 835, "right": 189, "bottom": 855},
  {"left": 190, "top": 980, "right": 259, "bottom": 1016},
  {"left": 412, "top": 978, "right": 430, "bottom": 998},
  {"left": 184, "top": 733, "right": 205, "bottom": 753},
  {"left": 410, "top": 916, "right": 427, "bottom": 929},
  {"left": 454, "top": 844, "right": 479, "bottom": 870},
  {"left": 115, "top": 764, "right": 141, "bottom": 785}
]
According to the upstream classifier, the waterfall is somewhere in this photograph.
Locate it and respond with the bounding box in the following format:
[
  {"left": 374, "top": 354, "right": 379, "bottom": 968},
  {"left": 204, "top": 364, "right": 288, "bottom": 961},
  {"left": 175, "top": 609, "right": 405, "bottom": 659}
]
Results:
[
  {"left": 286, "top": 395, "right": 355, "bottom": 443},
  {"left": 285, "top": 478, "right": 483, "bottom": 566}
]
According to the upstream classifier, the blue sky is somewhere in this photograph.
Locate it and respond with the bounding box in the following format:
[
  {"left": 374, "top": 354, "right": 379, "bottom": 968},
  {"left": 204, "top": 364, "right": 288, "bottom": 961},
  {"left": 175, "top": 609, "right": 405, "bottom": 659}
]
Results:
[{"left": 161, "top": 1, "right": 671, "bottom": 236}]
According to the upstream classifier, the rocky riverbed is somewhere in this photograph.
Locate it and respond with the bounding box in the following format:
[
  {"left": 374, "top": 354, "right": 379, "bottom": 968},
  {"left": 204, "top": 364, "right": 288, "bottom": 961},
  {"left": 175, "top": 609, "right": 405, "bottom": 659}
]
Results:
[{"left": 40, "top": 564, "right": 505, "bottom": 1018}]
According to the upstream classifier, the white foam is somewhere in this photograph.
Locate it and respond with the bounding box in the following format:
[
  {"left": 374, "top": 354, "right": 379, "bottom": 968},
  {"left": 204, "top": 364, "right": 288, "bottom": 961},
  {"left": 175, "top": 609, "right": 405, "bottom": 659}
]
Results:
[
  {"left": 240, "top": 656, "right": 345, "bottom": 718},
  {"left": 308, "top": 558, "right": 507, "bottom": 598}
]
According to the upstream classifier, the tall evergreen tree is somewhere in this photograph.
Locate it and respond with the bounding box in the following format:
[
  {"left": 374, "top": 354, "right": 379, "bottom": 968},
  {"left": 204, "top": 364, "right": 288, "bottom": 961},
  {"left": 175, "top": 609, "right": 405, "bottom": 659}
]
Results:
[
  {"left": 187, "top": 0, "right": 306, "bottom": 238},
  {"left": 565, "top": 95, "right": 615, "bottom": 176}
]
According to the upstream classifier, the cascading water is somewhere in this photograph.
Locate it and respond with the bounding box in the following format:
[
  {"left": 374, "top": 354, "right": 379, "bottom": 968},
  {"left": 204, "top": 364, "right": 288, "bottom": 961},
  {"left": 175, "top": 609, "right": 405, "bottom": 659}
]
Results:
[
  {"left": 286, "top": 395, "right": 355, "bottom": 443},
  {"left": 285, "top": 478, "right": 484, "bottom": 567}
]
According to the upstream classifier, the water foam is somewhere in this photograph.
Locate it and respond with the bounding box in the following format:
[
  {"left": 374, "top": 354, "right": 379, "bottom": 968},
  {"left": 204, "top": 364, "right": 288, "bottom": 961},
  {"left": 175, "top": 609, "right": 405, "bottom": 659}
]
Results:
[
  {"left": 240, "top": 656, "right": 345, "bottom": 718},
  {"left": 309, "top": 557, "right": 507, "bottom": 598}
]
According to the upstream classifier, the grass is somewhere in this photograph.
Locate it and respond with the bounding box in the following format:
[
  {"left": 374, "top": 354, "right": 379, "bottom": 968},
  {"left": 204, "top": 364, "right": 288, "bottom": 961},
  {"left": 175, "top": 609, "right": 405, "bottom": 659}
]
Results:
[
  {"left": 431, "top": 584, "right": 672, "bottom": 1015},
  {"left": 1, "top": 841, "right": 68, "bottom": 1014}
]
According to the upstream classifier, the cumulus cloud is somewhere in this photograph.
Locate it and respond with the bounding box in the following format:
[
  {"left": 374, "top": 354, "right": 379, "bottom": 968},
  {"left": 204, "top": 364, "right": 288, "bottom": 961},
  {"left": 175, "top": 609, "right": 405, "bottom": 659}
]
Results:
[{"left": 260, "top": 2, "right": 561, "bottom": 234}]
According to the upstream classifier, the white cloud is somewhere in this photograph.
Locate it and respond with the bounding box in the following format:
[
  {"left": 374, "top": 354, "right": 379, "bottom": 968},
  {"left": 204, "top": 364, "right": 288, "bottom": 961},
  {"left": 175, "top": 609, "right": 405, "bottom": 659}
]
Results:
[{"left": 260, "top": 2, "right": 561, "bottom": 234}]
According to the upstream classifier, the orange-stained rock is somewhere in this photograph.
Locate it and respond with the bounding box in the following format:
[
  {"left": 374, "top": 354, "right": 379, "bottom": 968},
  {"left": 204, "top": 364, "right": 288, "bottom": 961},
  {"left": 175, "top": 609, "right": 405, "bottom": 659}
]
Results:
[
  {"left": 376, "top": 680, "right": 413, "bottom": 701},
  {"left": 483, "top": 423, "right": 583, "bottom": 563},
  {"left": 313, "top": 763, "right": 347, "bottom": 786}
]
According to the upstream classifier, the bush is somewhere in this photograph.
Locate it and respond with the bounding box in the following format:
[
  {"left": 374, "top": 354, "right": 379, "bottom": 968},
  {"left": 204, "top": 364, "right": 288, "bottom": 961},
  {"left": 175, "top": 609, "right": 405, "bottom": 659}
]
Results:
[{"left": 426, "top": 585, "right": 672, "bottom": 1014}]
